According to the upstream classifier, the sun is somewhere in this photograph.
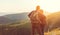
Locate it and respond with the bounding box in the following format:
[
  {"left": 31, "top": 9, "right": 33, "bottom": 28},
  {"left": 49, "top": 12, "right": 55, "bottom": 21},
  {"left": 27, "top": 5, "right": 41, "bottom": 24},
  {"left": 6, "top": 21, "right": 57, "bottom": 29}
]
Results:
[{"left": 34, "top": 0, "right": 60, "bottom": 14}]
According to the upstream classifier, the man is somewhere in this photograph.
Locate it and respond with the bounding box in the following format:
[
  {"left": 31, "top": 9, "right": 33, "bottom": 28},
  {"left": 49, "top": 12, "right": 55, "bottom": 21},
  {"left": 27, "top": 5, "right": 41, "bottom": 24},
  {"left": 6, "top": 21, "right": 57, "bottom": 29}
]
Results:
[{"left": 28, "top": 5, "right": 47, "bottom": 35}]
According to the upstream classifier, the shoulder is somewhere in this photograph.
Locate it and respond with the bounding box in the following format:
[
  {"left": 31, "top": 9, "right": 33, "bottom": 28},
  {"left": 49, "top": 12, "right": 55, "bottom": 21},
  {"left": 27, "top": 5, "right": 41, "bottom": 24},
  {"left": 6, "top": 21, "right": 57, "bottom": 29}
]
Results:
[
  {"left": 30, "top": 10, "right": 36, "bottom": 14},
  {"left": 28, "top": 10, "right": 35, "bottom": 17},
  {"left": 32, "top": 10, "right": 36, "bottom": 12},
  {"left": 40, "top": 9, "right": 43, "bottom": 12}
]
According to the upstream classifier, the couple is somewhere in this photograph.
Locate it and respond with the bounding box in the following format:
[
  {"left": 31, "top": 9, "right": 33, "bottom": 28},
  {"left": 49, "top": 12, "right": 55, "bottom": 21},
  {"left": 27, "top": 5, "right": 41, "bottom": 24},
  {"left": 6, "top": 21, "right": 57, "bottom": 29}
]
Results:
[{"left": 28, "top": 5, "right": 47, "bottom": 35}]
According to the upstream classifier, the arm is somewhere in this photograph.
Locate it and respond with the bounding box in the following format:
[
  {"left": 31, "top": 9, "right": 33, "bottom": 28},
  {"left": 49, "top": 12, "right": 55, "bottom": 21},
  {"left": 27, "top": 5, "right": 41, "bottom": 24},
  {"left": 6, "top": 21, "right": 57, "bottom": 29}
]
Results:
[{"left": 38, "top": 13, "right": 47, "bottom": 24}]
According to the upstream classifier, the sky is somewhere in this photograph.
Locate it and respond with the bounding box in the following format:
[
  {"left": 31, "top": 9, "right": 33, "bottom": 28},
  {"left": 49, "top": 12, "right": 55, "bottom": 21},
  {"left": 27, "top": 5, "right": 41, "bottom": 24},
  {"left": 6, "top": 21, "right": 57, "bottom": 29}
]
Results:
[{"left": 0, "top": 0, "right": 60, "bottom": 16}]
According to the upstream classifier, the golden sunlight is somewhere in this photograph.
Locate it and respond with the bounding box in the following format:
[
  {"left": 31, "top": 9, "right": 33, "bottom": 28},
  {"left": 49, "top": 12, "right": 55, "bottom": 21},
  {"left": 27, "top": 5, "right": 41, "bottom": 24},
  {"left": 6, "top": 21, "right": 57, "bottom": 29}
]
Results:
[{"left": 34, "top": 0, "right": 60, "bottom": 14}]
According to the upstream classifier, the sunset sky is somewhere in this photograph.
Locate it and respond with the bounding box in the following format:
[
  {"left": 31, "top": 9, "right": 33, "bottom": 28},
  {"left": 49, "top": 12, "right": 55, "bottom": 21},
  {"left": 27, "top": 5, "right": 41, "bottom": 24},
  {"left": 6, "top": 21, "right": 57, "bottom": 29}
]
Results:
[{"left": 0, "top": 0, "right": 60, "bottom": 16}]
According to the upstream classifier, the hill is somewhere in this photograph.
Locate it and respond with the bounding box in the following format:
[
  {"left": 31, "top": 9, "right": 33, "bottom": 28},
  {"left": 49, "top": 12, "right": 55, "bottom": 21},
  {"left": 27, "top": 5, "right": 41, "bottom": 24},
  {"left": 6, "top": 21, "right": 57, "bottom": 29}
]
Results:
[
  {"left": 4, "top": 12, "right": 29, "bottom": 21},
  {"left": 0, "top": 16, "right": 12, "bottom": 24},
  {"left": 47, "top": 12, "right": 60, "bottom": 31},
  {"left": 0, "top": 12, "right": 29, "bottom": 24},
  {"left": 0, "top": 12, "right": 60, "bottom": 35}
]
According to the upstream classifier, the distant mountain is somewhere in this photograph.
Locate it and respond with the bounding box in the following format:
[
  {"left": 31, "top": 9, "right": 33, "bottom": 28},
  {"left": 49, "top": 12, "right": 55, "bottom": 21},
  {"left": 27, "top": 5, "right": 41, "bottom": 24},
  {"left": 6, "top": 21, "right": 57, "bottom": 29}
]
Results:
[
  {"left": 0, "top": 16, "right": 12, "bottom": 24},
  {"left": 4, "top": 12, "right": 29, "bottom": 22},
  {"left": 0, "top": 12, "right": 29, "bottom": 24}
]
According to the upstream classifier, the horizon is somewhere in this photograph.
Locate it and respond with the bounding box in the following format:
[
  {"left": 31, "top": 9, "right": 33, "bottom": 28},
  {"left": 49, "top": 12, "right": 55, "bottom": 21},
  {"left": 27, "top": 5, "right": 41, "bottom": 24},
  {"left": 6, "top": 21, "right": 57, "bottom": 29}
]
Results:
[
  {"left": 0, "top": 11, "right": 59, "bottom": 16},
  {"left": 0, "top": 0, "right": 60, "bottom": 16}
]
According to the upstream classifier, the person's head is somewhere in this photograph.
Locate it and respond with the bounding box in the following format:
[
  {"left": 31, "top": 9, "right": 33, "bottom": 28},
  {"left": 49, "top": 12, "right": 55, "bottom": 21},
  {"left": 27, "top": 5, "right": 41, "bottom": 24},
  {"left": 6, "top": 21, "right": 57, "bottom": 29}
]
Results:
[
  {"left": 36, "top": 5, "right": 40, "bottom": 11},
  {"left": 36, "top": 5, "right": 43, "bottom": 14}
]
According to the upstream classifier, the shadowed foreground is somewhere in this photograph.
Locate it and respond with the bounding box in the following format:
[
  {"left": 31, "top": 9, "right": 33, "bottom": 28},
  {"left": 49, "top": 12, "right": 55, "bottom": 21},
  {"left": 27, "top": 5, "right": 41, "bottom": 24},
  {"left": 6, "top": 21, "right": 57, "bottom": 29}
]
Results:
[{"left": 0, "top": 20, "right": 60, "bottom": 35}]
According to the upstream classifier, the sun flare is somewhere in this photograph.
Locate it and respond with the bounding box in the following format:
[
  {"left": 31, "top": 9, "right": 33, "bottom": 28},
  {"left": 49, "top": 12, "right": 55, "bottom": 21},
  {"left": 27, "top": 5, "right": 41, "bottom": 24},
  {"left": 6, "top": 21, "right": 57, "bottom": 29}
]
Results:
[{"left": 34, "top": 0, "right": 60, "bottom": 14}]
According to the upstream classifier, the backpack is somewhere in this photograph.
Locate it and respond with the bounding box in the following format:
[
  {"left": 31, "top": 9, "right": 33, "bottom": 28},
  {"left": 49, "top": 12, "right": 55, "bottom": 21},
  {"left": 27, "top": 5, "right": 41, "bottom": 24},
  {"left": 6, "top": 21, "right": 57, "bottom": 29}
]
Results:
[
  {"left": 28, "top": 10, "right": 46, "bottom": 26},
  {"left": 29, "top": 11, "right": 40, "bottom": 23}
]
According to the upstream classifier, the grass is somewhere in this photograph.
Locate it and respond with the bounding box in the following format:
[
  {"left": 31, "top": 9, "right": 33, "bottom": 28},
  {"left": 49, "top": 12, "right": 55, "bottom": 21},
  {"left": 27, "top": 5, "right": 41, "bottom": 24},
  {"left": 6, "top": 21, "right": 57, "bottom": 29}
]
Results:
[{"left": 0, "top": 20, "right": 60, "bottom": 35}]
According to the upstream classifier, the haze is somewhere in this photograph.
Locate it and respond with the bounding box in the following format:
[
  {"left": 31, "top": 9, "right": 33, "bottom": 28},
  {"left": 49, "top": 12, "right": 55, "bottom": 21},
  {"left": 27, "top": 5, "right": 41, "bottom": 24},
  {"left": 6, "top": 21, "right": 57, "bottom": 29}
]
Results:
[{"left": 0, "top": 0, "right": 60, "bottom": 16}]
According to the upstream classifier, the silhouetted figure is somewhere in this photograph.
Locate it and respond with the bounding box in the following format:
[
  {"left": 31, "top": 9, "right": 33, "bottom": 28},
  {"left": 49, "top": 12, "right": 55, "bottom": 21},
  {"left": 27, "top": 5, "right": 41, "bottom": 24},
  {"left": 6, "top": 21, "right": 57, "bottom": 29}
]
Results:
[{"left": 28, "top": 5, "right": 47, "bottom": 35}]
